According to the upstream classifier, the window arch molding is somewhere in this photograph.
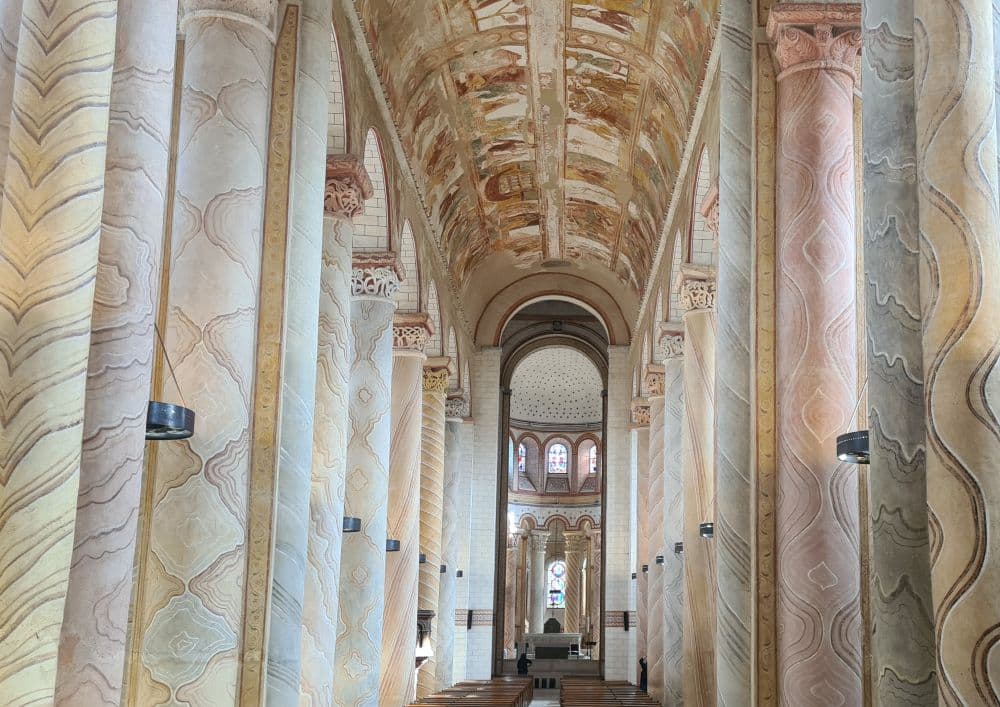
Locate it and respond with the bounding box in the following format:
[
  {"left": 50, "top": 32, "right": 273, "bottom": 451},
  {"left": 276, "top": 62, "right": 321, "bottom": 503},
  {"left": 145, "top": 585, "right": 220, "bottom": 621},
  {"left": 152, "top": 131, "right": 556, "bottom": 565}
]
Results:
[{"left": 574, "top": 434, "right": 601, "bottom": 477}]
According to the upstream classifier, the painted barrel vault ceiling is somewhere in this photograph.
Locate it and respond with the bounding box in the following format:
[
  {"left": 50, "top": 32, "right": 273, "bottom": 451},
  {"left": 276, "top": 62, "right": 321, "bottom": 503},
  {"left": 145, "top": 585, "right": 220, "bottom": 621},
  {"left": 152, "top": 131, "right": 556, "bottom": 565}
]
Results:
[{"left": 355, "top": 0, "right": 718, "bottom": 297}]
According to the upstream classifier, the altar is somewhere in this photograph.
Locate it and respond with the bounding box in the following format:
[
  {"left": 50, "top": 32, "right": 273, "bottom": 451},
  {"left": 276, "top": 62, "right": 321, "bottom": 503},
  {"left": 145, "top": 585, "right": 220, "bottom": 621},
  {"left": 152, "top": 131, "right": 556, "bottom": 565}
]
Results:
[{"left": 524, "top": 631, "right": 583, "bottom": 659}]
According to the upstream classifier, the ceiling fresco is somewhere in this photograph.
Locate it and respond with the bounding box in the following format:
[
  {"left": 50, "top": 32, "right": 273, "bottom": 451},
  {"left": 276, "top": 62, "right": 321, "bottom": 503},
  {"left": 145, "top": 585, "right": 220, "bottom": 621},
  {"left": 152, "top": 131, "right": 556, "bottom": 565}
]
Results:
[{"left": 355, "top": 0, "right": 718, "bottom": 295}]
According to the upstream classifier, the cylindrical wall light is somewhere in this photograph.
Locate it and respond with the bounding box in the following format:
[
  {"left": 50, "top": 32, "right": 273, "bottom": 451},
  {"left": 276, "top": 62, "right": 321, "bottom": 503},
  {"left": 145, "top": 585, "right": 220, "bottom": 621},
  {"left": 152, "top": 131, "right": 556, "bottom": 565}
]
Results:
[{"left": 343, "top": 517, "right": 362, "bottom": 533}]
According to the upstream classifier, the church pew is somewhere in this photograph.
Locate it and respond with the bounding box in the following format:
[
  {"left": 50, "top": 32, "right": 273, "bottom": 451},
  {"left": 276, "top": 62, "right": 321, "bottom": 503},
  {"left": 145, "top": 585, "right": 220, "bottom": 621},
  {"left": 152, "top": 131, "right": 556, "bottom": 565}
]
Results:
[
  {"left": 409, "top": 677, "right": 533, "bottom": 707},
  {"left": 560, "top": 678, "right": 657, "bottom": 706}
]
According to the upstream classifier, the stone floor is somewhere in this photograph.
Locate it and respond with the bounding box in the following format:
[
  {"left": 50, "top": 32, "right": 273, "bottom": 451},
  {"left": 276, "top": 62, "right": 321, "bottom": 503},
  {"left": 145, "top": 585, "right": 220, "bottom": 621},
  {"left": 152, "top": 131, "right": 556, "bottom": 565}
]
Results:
[{"left": 532, "top": 689, "right": 559, "bottom": 706}]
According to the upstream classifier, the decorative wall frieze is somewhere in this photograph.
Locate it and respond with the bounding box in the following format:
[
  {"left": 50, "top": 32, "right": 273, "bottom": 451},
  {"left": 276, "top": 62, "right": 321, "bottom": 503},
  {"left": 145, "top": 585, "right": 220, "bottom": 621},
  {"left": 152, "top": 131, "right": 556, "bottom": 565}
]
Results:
[
  {"left": 181, "top": 0, "right": 277, "bottom": 32},
  {"left": 675, "top": 265, "right": 717, "bottom": 312},
  {"left": 423, "top": 365, "right": 451, "bottom": 393},
  {"left": 325, "top": 154, "right": 373, "bottom": 219},
  {"left": 393, "top": 312, "right": 432, "bottom": 353},
  {"left": 445, "top": 396, "right": 471, "bottom": 420},
  {"left": 644, "top": 363, "right": 666, "bottom": 397},
  {"left": 631, "top": 398, "right": 651, "bottom": 427},
  {"left": 658, "top": 322, "right": 686, "bottom": 360},
  {"left": 352, "top": 251, "right": 402, "bottom": 300},
  {"left": 766, "top": 3, "right": 861, "bottom": 81},
  {"left": 700, "top": 183, "right": 720, "bottom": 237}
]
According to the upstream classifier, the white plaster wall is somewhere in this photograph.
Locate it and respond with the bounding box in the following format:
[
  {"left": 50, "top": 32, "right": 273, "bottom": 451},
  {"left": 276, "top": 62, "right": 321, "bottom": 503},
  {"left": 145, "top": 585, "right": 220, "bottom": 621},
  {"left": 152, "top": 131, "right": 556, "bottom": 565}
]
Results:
[{"left": 452, "top": 419, "right": 475, "bottom": 684}]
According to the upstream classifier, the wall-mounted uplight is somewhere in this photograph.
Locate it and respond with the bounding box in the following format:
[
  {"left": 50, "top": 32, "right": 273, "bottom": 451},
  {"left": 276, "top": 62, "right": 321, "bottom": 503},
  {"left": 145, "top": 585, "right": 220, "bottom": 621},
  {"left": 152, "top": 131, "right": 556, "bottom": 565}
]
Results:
[
  {"left": 674, "top": 542, "right": 684, "bottom": 554},
  {"left": 837, "top": 430, "right": 870, "bottom": 464},
  {"left": 655, "top": 555, "right": 664, "bottom": 565},
  {"left": 146, "top": 401, "right": 195, "bottom": 440},
  {"left": 386, "top": 539, "right": 401, "bottom": 552},
  {"left": 641, "top": 564, "right": 648, "bottom": 573},
  {"left": 440, "top": 564, "right": 448, "bottom": 574},
  {"left": 632, "top": 572, "right": 637, "bottom": 580},
  {"left": 419, "top": 553, "right": 427, "bottom": 564},
  {"left": 457, "top": 569, "right": 464, "bottom": 578},
  {"left": 343, "top": 517, "right": 362, "bottom": 533},
  {"left": 699, "top": 522, "right": 715, "bottom": 539}
]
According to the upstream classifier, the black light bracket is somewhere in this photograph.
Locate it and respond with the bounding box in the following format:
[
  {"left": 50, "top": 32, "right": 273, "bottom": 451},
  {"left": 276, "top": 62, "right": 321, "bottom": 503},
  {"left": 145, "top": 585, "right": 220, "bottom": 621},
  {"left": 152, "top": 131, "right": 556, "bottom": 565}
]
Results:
[
  {"left": 343, "top": 517, "right": 362, "bottom": 533},
  {"left": 456, "top": 569, "right": 464, "bottom": 578},
  {"left": 837, "top": 430, "right": 870, "bottom": 465},
  {"left": 655, "top": 555, "right": 664, "bottom": 565},
  {"left": 674, "top": 542, "right": 684, "bottom": 554},
  {"left": 386, "top": 539, "right": 401, "bottom": 552},
  {"left": 146, "top": 401, "right": 195, "bottom": 440},
  {"left": 419, "top": 553, "right": 427, "bottom": 564},
  {"left": 641, "top": 564, "right": 648, "bottom": 573},
  {"left": 699, "top": 522, "right": 715, "bottom": 539},
  {"left": 440, "top": 564, "right": 447, "bottom": 574},
  {"left": 631, "top": 572, "right": 637, "bottom": 579}
]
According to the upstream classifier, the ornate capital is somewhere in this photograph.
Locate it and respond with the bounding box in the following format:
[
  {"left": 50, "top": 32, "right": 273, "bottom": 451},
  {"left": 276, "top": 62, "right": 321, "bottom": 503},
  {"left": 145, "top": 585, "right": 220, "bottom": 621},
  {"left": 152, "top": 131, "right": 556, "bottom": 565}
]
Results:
[
  {"left": 393, "top": 312, "right": 432, "bottom": 353},
  {"left": 700, "top": 183, "right": 719, "bottom": 237},
  {"left": 766, "top": 3, "right": 861, "bottom": 81},
  {"left": 675, "top": 265, "right": 717, "bottom": 313},
  {"left": 352, "top": 252, "right": 402, "bottom": 300},
  {"left": 644, "top": 364, "right": 665, "bottom": 397},
  {"left": 630, "top": 398, "right": 650, "bottom": 427},
  {"left": 181, "top": 0, "right": 277, "bottom": 29},
  {"left": 446, "top": 396, "right": 471, "bottom": 420},
  {"left": 657, "top": 322, "right": 686, "bottom": 360},
  {"left": 423, "top": 366, "right": 450, "bottom": 393},
  {"left": 326, "top": 154, "right": 373, "bottom": 219},
  {"left": 530, "top": 531, "right": 550, "bottom": 551}
]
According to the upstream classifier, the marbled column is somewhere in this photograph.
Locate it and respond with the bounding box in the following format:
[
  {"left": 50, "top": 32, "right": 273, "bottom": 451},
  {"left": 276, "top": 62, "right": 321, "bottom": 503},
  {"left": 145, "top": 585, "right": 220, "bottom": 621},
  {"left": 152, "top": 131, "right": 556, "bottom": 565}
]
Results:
[
  {"left": 716, "top": 1, "right": 755, "bottom": 703},
  {"left": 861, "top": 1, "right": 936, "bottom": 703},
  {"left": 0, "top": 0, "right": 23, "bottom": 195},
  {"left": 660, "top": 330, "right": 686, "bottom": 706},
  {"left": 565, "top": 533, "right": 587, "bottom": 634},
  {"left": 645, "top": 365, "right": 667, "bottom": 704},
  {"left": 416, "top": 364, "right": 450, "bottom": 698},
  {"left": 588, "top": 528, "right": 602, "bottom": 661},
  {"left": 126, "top": 4, "right": 274, "bottom": 702},
  {"left": 503, "top": 541, "right": 518, "bottom": 653},
  {"left": 630, "top": 405, "right": 651, "bottom": 684},
  {"left": 530, "top": 531, "right": 551, "bottom": 633},
  {"left": 0, "top": 2, "right": 116, "bottom": 704},
  {"left": 379, "top": 313, "right": 430, "bottom": 706},
  {"left": 678, "top": 269, "right": 718, "bottom": 707},
  {"left": 767, "top": 6, "right": 863, "bottom": 705},
  {"left": 300, "top": 156, "right": 372, "bottom": 706},
  {"left": 513, "top": 529, "right": 530, "bottom": 649},
  {"left": 333, "top": 252, "right": 401, "bottom": 707},
  {"left": 436, "top": 410, "right": 467, "bottom": 690},
  {"left": 914, "top": 0, "right": 1000, "bottom": 701},
  {"left": 53, "top": 2, "right": 177, "bottom": 704}
]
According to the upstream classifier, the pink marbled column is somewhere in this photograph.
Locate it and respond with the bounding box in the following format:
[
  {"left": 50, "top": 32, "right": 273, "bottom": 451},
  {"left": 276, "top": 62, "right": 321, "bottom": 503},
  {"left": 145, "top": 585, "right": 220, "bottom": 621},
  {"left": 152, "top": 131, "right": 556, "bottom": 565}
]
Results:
[
  {"left": 332, "top": 252, "right": 401, "bottom": 707},
  {"left": 55, "top": 2, "right": 178, "bottom": 704},
  {"left": 300, "top": 156, "right": 371, "bottom": 706},
  {"left": 379, "top": 314, "right": 430, "bottom": 707},
  {"left": 644, "top": 366, "right": 666, "bottom": 704},
  {"left": 630, "top": 408, "right": 650, "bottom": 685},
  {"left": 767, "top": 6, "right": 862, "bottom": 706}
]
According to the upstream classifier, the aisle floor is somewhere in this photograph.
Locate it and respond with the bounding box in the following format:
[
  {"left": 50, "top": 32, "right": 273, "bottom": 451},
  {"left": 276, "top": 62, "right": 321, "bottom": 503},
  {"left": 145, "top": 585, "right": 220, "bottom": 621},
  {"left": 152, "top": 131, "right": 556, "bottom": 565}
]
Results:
[{"left": 532, "top": 689, "right": 559, "bottom": 706}]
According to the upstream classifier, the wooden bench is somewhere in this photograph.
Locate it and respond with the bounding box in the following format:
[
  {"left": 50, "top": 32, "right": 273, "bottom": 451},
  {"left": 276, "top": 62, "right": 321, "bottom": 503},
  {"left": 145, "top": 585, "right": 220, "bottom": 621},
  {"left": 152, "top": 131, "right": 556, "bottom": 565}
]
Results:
[
  {"left": 560, "top": 677, "right": 657, "bottom": 706},
  {"left": 409, "top": 677, "right": 533, "bottom": 707}
]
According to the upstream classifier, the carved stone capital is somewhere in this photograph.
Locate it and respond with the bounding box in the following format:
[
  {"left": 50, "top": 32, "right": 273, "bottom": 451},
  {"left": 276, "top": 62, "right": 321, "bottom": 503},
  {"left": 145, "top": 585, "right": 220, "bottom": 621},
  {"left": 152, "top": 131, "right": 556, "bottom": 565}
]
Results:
[
  {"left": 393, "top": 312, "right": 432, "bottom": 353},
  {"left": 658, "top": 323, "right": 686, "bottom": 360},
  {"left": 630, "top": 398, "right": 651, "bottom": 427},
  {"left": 530, "top": 530, "right": 551, "bottom": 551},
  {"left": 326, "top": 154, "right": 373, "bottom": 219},
  {"left": 352, "top": 252, "right": 402, "bottom": 300},
  {"left": 644, "top": 363, "right": 666, "bottom": 398},
  {"left": 700, "top": 182, "right": 719, "bottom": 237},
  {"left": 423, "top": 366, "right": 451, "bottom": 393},
  {"left": 181, "top": 0, "right": 277, "bottom": 29},
  {"left": 675, "top": 265, "right": 717, "bottom": 313},
  {"left": 446, "top": 396, "right": 471, "bottom": 420},
  {"left": 766, "top": 3, "right": 861, "bottom": 81}
]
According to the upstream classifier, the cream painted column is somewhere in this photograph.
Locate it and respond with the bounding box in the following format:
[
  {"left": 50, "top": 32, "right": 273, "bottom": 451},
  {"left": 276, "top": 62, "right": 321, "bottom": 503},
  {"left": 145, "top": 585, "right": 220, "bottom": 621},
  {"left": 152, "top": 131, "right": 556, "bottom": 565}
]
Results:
[
  {"left": 300, "top": 155, "right": 372, "bottom": 705},
  {"left": 436, "top": 404, "right": 468, "bottom": 690},
  {"left": 0, "top": 0, "right": 22, "bottom": 195},
  {"left": 333, "top": 252, "right": 401, "bottom": 707},
  {"left": 54, "top": 2, "right": 177, "bottom": 704},
  {"left": 416, "top": 363, "right": 450, "bottom": 698},
  {"left": 565, "top": 533, "right": 587, "bottom": 634},
  {"left": 125, "top": 3, "right": 275, "bottom": 702},
  {"left": 914, "top": 0, "right": 1000, "bottom": 700},
  {"left": 379, "top": 314, "right": 430, "bottom": 706},
  {"left": 659, "top": 328, "right": 687, "bottom": 707},
  {"left": 503, "top": 540, "right": 518, "bottom": 654},
  {"left": 630, "top": 402, "right": 651, "bottom": 684},
  {"left": 644, "top": 365, "right": 667, "bottom": 704},
  {"left": 0, "top": 2, "right": 116, "bottom": 704},
  {"left": 677, "top": 267, "right": 718, "bottom": 707},
  {"left": 530, "top": 531, "right": 551, "bottom": 633},
  {"left": 767, "top": 6, "right": 863, "bottom": 705},
  {"left": 512, "top": 529, "right": 530, "bottom": 650}
]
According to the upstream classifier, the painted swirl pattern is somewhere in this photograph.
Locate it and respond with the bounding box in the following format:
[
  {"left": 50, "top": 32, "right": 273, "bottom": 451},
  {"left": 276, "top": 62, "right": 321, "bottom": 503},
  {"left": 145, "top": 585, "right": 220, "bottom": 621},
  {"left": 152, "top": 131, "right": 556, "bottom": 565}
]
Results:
[
  {"left": 646, "top": 393, "right": 667, "bottom": 704},
  {"left": 662, "top": 359, "right": 686, "bottom": 706}
]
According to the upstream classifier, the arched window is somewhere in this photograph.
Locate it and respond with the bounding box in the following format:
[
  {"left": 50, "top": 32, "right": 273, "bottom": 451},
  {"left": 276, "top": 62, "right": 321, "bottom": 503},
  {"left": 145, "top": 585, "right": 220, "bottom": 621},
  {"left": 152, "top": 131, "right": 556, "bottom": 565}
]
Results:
[
  {"left": 547, "top": 443, "right": 568, "bottom": 474},
  {"left": 517, "top": 443, "right": 526, "bottom": 474},
  {"left": 547, "top": 560, "right": 567, "bottom": 608},
  {"left": 589, "top": 445, "right": 598, "bottom": 474}
]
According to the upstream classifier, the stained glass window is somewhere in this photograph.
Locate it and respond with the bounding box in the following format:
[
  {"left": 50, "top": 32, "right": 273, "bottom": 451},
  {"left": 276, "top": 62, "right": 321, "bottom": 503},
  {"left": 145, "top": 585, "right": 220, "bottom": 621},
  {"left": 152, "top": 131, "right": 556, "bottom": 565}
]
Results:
[
  {"left": 517, "top": 443, "right": 526, "bottom": 474},
  {"left": 547, "top": 443, "right": 568, "bottom": 474},
  {"left": 547, "top": 560, "right": 567, "bottom": 608},
  {"left": 589, "top": 445, "right": 598, "bottom": 474}
]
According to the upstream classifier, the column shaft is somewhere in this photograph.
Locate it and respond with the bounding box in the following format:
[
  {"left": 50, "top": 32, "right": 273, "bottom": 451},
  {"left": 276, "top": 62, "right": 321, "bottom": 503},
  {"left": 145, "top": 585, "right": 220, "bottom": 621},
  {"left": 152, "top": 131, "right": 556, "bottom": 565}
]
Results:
[
  {"left": 0, "top": 2, "right": 116, "bottom": 704},
  {"left": 565, "top": 535, "right": 586, "bottom": 634},
  {"left": 631, "top": 421, "right": 650, "bottom": 684},
  {"left": 861, "top": 0, "right": 936, "bottom": 703},
  {"left": 435, "top": 415, "right": 466, "bottom": 690},
  {"left": 128, "top": 7, "right": 274, "bottom": 702},
  {"left": 914, "top": 0, "right": 1000, "bottom": 700},
  {"left": 645, "top": 371, "right": 667, "bottom": 704},
  {"left": 530, "top": 532, "right": 550, "bottom": 633},
  {"left": 0, "top": 0, "right": 23, "bottom": 194},
  {"left": 513, "top": 531, "right": 529, "bottom": 650},
  {"left": 416, "top": 367, "right": 448, "bottom": 698},
  {"left": 333, "top": 254, "right": 399, "bottom": 707},
  {"left": 56, "top": 2, "right": 178, "bottom": 704},
  {"left": 379, "top": 335, "right": 427, "bottom": 706},
  {"left": 662, "top": 352, "right": 686, "bottom": 706},
  {"left": 503, "top": 543, "right": 517, "bottom": 654},
  {"left": 768, "top": 7, "right": 862, "bottom": 705},
  {"left": 679, "top": 287, "right": 717, "bottom": 707}
]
